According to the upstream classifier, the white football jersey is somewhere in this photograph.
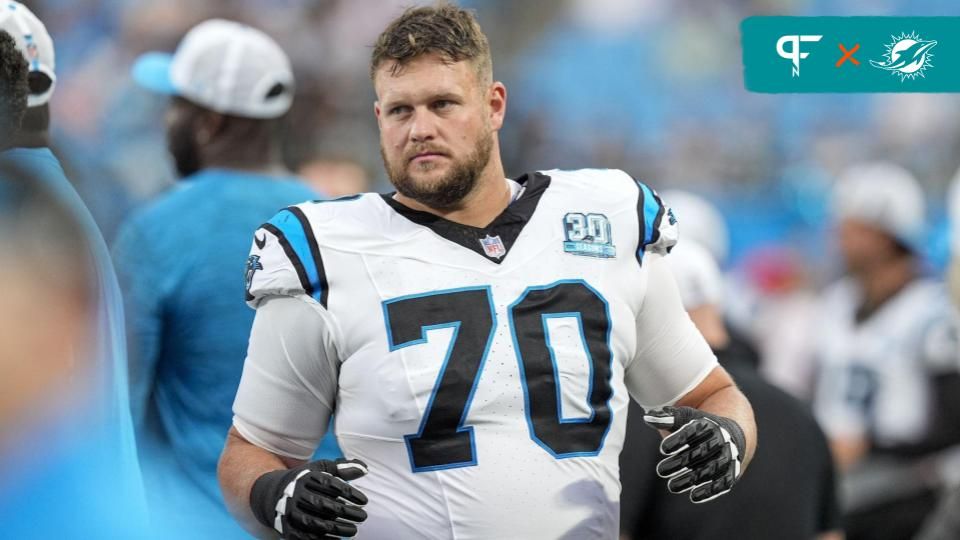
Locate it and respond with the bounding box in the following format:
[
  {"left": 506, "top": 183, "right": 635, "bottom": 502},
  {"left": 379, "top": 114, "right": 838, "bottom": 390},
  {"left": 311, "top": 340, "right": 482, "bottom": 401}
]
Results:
[
  {"left": 234, "top": 169, "right": 717, "bottom": 539},
  {"left": 812, "top": 277, "right": 960, "bottom": 448}
]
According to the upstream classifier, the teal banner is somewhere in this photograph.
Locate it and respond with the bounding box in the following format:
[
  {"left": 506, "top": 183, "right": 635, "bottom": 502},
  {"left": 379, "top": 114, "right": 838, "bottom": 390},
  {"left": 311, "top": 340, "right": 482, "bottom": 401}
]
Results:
[{"left": 742, "top": 17, "right": 960, "bottom": 93}]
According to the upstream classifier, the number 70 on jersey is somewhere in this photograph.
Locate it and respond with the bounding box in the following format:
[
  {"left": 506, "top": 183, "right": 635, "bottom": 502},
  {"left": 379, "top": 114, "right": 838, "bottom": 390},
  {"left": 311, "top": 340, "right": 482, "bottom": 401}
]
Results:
[{"left": 382, "top": 280, "right": 615, "bottom": 472}]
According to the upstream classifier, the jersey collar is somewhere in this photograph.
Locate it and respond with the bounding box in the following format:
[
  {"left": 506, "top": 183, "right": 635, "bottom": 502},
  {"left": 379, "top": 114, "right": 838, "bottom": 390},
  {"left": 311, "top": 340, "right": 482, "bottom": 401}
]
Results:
[{"left": 380, "top": 172, "right": 551, "bottom": 264}]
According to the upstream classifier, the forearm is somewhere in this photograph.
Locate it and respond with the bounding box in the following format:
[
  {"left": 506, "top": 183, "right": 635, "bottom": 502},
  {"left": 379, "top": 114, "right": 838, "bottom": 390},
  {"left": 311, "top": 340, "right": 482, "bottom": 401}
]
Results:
[
  {"left": 830, "top": 437, "right": 869, "bottom": 471},
  {"left": 694, "top": 384, "right": 756, "bottom": 466},
  {"left": 218, "top": 427, "right": 303, "bottom": 539},
  {"left": 674, "top": 367, "right": 757, "bottom": 468}
]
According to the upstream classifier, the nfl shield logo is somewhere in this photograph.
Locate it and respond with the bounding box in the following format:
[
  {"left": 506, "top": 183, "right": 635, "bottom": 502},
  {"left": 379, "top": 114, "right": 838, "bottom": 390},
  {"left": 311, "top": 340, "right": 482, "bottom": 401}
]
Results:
[{"left": 479, "top": 234, "right": 507, "bottom": 259}]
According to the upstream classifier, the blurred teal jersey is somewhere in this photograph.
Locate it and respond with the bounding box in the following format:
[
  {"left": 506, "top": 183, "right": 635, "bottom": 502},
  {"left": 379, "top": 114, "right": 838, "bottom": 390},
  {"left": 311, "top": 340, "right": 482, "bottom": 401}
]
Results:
[
  {"left": 0, "top": 418, "right": 154, "bottom": 539},
  {"left": 0, "top": 147, "right": 149, "bottom": 533},
  {"left": 113, "top": 168, "right": 339, "bottom": 539}
]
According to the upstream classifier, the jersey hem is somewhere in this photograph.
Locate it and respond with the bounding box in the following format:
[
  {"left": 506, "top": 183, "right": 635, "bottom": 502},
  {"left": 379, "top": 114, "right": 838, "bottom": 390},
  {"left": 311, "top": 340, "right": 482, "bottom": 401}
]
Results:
[
  {"left": 649, "top": 359, "right": 718, "bottom": 410},
  {"left": 233, "top": 418, "right": 315, "bottom": 461}
]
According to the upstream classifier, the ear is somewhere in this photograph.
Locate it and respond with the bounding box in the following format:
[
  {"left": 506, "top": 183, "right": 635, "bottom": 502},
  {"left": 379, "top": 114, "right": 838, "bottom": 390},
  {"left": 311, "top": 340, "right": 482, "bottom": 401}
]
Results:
[
  {"left": 487, "top": 81, "right": 507, "bottom": 131},
  {"left": 198, "top": 111, "right": 227, "bottom": 145},
  {"left": 374, "top": 101, "right": 383, "bottom": 129}
]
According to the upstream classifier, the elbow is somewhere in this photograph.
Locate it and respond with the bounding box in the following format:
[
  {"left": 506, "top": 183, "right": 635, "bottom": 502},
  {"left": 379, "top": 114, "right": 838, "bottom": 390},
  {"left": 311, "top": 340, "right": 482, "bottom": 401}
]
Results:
[{"left": 218, "top": 428, "right": 244, "bottom": 502}]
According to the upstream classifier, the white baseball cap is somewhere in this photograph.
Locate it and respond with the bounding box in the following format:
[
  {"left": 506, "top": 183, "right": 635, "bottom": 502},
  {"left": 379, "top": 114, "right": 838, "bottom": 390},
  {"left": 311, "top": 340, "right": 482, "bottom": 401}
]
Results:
[
  {"left": 665, "top": 240, "right": 725, "bottom": 311},
  {"left": 832, "top": 161, "right": 925, "bottom": 250},
  {"left": 0, "top": 1, "right": 56, "bottom": 107},
  {"left": 132, "top": 19, "right": 294, "bottom": 119}
]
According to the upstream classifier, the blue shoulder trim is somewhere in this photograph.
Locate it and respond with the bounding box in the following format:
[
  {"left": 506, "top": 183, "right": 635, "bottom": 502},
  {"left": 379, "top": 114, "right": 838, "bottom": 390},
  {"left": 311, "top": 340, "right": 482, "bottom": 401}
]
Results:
[
  {"left": 265, "top": 207, "right": 328, "bottom": 307},
  {"left": 633, "top": 179, "right": 666, "bottom": 265}
]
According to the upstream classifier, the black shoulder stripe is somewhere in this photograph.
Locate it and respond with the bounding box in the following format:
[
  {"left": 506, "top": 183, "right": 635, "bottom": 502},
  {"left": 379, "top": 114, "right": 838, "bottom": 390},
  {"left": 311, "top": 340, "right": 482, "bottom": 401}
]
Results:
[
  {"left": 286, "top": 206, "right": 329, "bottom": 308},
  {"left": 650, "top": 190, "right": 666, "bottom": 247},
  {"left": 632, "top": 176, "right": 646, "bottom": 267},
  {"left": 261, "top": 222, "right": 315, "bottom": 298}
]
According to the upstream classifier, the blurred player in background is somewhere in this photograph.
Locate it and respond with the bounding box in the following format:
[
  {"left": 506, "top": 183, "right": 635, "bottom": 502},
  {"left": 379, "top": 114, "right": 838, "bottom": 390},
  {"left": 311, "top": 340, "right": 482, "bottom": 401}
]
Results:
[
  {"left": 0, "top": 0, "right": 147, "bottom": 523},
  {"left": 0, "top": 36, "right": 146, "bottom": 531},
  {"left": 811, "top": 162, "right": 960, "bottom": 540},
  {"left": 219, "top": 4, "right": 756, "bottom": 539},
  {"left": 911, "top": 170, "right": 960, "bottom": 540},
  {"left": 0, "top": 27, "right": 57, "bottom": 451},
  {"left": 620, "top": 240, "right": 842, "bottom": 540},
  {"left": 0, "top": 160, "right": 155, "bottom": 538},
  {"left": 112, "top": 19, "right": 331, "bottom": 539},
  {"left": 663, "top": 189, "right": 822, "bottom": 399},
  {"left": 299, "top": 157, "right": 371, "bottom": 198}
]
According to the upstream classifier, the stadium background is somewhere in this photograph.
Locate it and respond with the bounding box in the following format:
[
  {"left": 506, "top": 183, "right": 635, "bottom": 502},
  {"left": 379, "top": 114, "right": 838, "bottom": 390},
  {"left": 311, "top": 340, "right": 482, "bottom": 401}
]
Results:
[
  {"left": 9, "top": 0, "right": 960, "bottom": 537},
  {"left": 30, "top": 0, "right": 960, "bottom": 274}
]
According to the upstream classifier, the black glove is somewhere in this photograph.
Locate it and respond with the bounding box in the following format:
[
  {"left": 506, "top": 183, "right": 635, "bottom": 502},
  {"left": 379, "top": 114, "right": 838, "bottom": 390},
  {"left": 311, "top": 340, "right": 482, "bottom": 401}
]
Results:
[
  {"left": 643, "top": 406, "right": 745, "bottom": 503},
  {"left": 250, "top": 458, "right": 369, "bottom": 539}
]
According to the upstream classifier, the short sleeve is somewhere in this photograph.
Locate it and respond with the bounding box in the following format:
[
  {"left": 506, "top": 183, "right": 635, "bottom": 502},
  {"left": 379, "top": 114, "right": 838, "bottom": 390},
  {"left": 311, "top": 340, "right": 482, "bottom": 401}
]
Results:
[
  {"left": 246, "top": 206, "right": 329, "bottom": 308},
  {"left": 232, "top": 294, "right": 341, "bottom": 460},
  {"left": 625, "top": 253, "right": 718, "bottom": 408}
]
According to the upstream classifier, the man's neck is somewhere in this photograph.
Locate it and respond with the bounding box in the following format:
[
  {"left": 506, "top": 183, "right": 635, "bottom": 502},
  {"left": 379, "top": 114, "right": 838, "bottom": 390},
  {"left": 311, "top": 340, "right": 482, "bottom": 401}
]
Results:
[
  {"left": 394, "top": 159, "right": 511, "bottom": 228},
  {"left": 11, "top": 130, "right": 49, "bottom": 149},
  {"left": 201, "top": 156, "right": 288, "bottom": 177},
  {"left": 857, "top": 256, "right": 915, "bottom": 314}
]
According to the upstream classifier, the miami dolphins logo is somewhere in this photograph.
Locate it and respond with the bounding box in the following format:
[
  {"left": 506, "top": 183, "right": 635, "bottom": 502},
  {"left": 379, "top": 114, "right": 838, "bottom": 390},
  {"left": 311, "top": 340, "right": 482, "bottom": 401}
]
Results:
[{"left": 870, "top": 32, "right": 937, "bottom": 81}]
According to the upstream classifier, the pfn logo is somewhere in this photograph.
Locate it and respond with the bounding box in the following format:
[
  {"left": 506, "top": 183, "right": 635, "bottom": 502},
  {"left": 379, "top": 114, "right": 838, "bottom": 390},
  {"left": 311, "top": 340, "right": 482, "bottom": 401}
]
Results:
[{"left": 777, "top": 34, "right": 822, "bottom": 76}]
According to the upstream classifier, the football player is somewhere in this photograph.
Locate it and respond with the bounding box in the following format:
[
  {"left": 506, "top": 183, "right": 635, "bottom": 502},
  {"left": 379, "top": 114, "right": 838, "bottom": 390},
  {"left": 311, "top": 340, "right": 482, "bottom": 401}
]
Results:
[
  {"left": 219, "top": 5, "right": 757, "bottom": 539},
  {"left": 812, "top": 162, "right": 960, "bottom": 539}
]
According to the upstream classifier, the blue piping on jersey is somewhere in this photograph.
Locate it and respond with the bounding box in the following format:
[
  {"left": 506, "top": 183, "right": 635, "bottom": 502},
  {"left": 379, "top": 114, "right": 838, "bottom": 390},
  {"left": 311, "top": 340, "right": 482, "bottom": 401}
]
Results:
[
  {"left": 267, "top": 209, "right": 323, "bottom": 304},
  {"left": 637, "top": 182, "right": 661, "bottom": 252},
  {"left": 382, "top": 285, "right": 497, "bottom": 473}
]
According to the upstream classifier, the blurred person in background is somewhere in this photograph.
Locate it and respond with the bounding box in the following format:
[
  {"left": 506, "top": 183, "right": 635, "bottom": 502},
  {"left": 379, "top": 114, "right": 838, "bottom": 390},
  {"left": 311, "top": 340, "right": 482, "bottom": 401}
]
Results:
[
  {"left": 732, "top": 244, "right": 821, "bottom": 398},
  {"left": 811, "top": 162, "right": 960, "bottom": 540},
  {"left": 112, "top": 19, "right": 335, "bottom": 539},
  {"left": 912, "top": 170, "right": 960, "bottom": 540},
  {"left": 299, "top": 157, "right": 371, "bottom": 197},
  {"left": 0, "top": 25, "right": 59, "bottom": 452},
  {"left": 914, "top": 486, "right": 960, "bottom": 540},
  {"left": 0, "top": 165, "right": 149, "bottom": 536},
  {"left": 620, "top": 239, "right": 842, "bottom": 540},
  {"left": 657, "top": 190, "right": 730, "bottom": 266},
  {"left": 0, "top": 0, "right": 147, "bottom": 521},
  {"left": 663, "top": 189, "right": 822, "bottom": 399}
]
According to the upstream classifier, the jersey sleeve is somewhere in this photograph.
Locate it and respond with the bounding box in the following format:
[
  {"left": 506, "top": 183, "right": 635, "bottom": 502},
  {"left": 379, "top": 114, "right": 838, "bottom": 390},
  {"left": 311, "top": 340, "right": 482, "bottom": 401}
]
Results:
[
  {"left": 246, "top": 206, "right": 329, "bottom": 308},
  {"left": 624, "top": 253, "right": 718, "bottom": 408},
  {"left": 232, "top": 294, "right": 341, "bottom": 460},
  {"left": 632, "top": 176, "right": 678, "bottom": 260},
  {"left": 918, "top": 305, "right": 960, "bottom": 375}
]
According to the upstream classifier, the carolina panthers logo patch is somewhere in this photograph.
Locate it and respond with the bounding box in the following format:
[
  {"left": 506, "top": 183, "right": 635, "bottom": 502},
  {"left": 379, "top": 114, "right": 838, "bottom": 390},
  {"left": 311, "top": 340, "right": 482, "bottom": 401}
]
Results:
[
  {"left": 245, "top": 254, "right": 263, "bottom": 293},
  {"left": 563, "top": 212, "right": 616, "bottom": 258}
]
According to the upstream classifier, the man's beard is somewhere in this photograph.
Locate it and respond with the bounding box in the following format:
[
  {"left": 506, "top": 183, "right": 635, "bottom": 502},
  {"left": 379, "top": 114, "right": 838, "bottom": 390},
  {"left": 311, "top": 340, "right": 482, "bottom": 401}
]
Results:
[
  {"left": 382, "top": 131, "right": 493, "bottom": 210},
  {"left": 167, "top": 119, "right": 203, "bottom": 178}
]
